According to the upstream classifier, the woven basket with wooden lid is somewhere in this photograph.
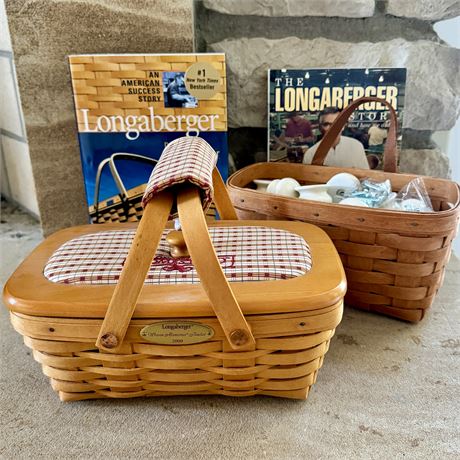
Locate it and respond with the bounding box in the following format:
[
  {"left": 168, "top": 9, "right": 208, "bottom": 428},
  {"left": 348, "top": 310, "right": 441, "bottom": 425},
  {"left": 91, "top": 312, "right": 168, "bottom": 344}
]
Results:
[{"left": 4, "top": 136, "right": 346, "bottom": 402}]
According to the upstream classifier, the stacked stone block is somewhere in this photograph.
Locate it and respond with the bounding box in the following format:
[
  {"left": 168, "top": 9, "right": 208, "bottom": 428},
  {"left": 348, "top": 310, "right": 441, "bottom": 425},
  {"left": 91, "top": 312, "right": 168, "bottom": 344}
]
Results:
[{"left": 195, "top": 0, "right": 460, "bottom": 177}]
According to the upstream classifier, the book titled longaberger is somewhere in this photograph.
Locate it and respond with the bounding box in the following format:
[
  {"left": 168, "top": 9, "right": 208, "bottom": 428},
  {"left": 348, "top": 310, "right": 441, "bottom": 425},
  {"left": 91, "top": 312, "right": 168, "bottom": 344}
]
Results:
[
  {"left": 69, "top": 53, "right": 227, "bottom": 223},
  {"left": 268, "top": 68, "right": 406, "bottom": 169}
]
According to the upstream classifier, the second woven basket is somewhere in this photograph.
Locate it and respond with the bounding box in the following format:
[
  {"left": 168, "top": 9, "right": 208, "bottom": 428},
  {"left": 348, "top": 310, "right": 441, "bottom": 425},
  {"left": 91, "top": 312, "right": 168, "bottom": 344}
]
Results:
[{"left": 227, "top": 97, "right": 460, "bottom": 322}]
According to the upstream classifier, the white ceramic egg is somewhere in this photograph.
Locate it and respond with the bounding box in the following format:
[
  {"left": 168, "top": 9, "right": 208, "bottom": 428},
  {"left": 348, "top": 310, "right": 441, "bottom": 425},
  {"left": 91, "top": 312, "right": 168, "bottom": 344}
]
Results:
[
  {"left": 326, "top": 173, "right": 361, "bottom": 191},
  {"left": 266, "top": 179, "right": 280, "bottom": 195},
  {"left": 339, "top": 197, "right": 370, "bottom": 207},
  {"left": 275, "top": 178, "right": 301, "bottom": 197}
]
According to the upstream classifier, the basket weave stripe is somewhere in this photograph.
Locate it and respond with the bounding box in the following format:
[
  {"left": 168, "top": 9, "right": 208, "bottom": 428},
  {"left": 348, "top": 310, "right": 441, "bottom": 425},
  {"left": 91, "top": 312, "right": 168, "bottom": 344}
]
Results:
[
  {"left": 14, "top": 303, "right": 341, "bottom": 401},
  {"left": 227, "top": 159, "right": 460, "bottom": 322}
]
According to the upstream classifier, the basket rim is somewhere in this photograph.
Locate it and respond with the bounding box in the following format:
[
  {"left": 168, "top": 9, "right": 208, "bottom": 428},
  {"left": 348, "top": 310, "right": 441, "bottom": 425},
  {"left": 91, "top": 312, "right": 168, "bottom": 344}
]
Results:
[{"left": 227, "top": 163, "right": 460, "bottom": 235}]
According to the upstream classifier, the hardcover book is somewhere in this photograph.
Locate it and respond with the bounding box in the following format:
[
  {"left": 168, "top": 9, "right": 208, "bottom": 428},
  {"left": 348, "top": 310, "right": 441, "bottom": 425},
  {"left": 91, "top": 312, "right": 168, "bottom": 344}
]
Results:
[
  {"left": 68, "top": 53, "right": 227, "bottom": 223},
  {"left": 268, "top": 68, "right": 406, "bottom": 169}
]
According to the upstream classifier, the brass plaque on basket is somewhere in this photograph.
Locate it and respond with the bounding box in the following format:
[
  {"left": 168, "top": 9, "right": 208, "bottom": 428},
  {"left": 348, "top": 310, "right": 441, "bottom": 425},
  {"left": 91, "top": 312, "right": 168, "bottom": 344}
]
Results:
[{"left": 140, "top": 321, "right": 214, "bottom": 345}]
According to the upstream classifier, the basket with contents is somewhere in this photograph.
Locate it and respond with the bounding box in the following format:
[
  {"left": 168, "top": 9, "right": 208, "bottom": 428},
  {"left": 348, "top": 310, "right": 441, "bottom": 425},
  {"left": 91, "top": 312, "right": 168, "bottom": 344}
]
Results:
[{"left": 228, "top": 97, "right": 460, "bottom": 322}]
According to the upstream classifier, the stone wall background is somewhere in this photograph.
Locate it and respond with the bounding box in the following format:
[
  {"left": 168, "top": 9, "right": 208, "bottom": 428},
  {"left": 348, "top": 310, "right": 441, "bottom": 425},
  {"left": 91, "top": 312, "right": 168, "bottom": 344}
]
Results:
[
  {"left": 2, "top": 0, "right": 459, "bottom": 235},
  {"left": 195, "top": 0, "right": 460, "bottom": 178},
  {"left": 5, "top": 0, "right": 193, "bottom": 235}
]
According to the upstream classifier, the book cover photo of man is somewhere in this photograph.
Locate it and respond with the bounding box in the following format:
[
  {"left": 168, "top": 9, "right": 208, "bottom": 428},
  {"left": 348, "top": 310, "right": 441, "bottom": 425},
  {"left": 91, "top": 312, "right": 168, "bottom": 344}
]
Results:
[
  {"left": 164, "top": 72, "right": 197, "bottom": 108},
  {"left": 302, "top": 107, "right": 370, "bottom": 169},
  {"left": 268, "top": 68, "right": 406, "bottom": 169}
]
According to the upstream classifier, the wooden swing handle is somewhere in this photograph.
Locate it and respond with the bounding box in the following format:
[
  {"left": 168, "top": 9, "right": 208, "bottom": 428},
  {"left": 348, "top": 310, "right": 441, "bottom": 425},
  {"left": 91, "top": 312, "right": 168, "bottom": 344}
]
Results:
[
  {"left": 178, "top": 186, "right": 255, "bottom": 350},
  {"left": 96, "top": 168, "right": 251, "bottom": 353},
  {"left": 312, "top": 96, "right": 399, "bottom": 173},
  {"left": 96, "top": 191, "right": 173, "bottom": 353},
  {"left": 212, "top": 167, "right": 238, "bottom": 220}
]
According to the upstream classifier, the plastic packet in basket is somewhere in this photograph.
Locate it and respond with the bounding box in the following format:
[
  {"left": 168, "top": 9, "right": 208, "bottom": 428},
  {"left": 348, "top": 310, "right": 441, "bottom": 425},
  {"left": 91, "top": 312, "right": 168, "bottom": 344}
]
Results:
[
  {"left": 395, "top": 177, "right": 434, "bottom": 212},
  {"left": 347, "top": 178, "right": 392, "bottom": 208}
]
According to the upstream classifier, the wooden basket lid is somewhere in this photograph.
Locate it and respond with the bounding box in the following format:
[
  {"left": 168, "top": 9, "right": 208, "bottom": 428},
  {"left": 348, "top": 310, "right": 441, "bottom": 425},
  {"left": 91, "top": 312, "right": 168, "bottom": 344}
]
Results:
[{"left": 3, "top": 220, "right": 346, "bottom": 319}]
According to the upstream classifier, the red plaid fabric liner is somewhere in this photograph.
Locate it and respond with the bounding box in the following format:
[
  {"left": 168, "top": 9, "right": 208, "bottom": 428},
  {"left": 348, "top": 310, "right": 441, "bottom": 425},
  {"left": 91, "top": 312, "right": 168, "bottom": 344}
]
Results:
[
  {"left": 44, "top": 227, "right": 312, "bottom": 285},
  {"left": 142, "top": 136, "right": 217, "bottom": 216}
]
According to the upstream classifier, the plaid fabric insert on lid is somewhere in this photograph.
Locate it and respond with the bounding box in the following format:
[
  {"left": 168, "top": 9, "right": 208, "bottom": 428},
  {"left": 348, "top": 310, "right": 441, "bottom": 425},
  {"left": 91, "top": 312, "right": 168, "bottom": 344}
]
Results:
[
  {"left": 44, "top": 227, "right": 312, "bottom": 285},
  {"left": 142, "top": 136, "right": 217, "bottom": 216}
]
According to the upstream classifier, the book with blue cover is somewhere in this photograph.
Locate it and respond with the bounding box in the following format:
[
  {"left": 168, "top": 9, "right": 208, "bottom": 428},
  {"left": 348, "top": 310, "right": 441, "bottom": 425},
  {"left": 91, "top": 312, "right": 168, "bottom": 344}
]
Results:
[{"left": 69, "top": 53, "right": 227, "bottom": 223}]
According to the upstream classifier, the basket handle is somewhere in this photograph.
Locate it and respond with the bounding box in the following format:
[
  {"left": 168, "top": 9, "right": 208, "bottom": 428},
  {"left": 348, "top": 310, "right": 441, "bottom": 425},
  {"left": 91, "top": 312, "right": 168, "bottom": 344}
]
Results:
[
  {"left": 93, "top": 151, "right": 236, "bottom": 221},
  {"left": 93, "top": 153, "right": 158, "bottom": 221},
  {"left": 178, "top": 186, "right": 254, "bottom": 349},
  {"left": 96, "top": 137, "right": 251, "bottom": 353},
  {"left": 95, "top": 191, "right": 173, "bottom": 353},
  {"left": 311, "top": 96, "right": 399, "bottom": 173},
  {"left": 212, "top": 167, "right": 238, "bottom": 220},
  {"left": 96, "top": 186, "right": 254, "bottom": 353},
  {"left": 108, "top": 153, "right": 158, "bottom": 198}
]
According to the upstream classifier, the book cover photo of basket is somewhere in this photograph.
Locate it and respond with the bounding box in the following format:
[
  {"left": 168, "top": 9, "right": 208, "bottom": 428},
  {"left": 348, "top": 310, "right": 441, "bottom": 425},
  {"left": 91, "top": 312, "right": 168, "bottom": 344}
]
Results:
[
  {"left": 228, "top": 96, "right": 460, "bottom": 323},
  {"left": 90, "top": 152, "right": 217, "bottom": 224},
  {"left": 3, "top": 136, "right": 346, "bottom": 402},
  {"left": 90, "top": 152, "right": 157, "bottom": 224}
]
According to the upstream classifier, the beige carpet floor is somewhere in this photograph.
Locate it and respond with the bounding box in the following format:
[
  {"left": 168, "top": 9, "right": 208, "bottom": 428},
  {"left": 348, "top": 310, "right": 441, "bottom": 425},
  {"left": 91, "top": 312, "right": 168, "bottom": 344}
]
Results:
[{"left": 1, "top": 200, "right": 459, "bottom": 459}]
